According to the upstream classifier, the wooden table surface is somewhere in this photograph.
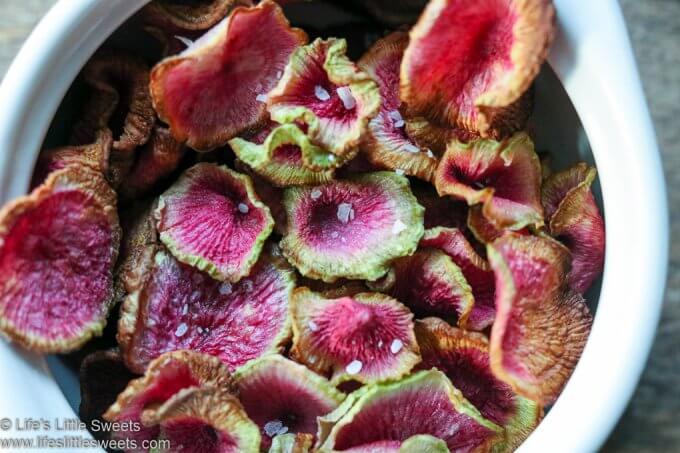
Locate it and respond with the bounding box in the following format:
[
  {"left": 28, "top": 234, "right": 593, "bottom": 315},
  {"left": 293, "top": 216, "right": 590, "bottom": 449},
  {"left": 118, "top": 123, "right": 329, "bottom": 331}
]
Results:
[{"left": 1, "top": 1, "right": 678, "bottom": 451}]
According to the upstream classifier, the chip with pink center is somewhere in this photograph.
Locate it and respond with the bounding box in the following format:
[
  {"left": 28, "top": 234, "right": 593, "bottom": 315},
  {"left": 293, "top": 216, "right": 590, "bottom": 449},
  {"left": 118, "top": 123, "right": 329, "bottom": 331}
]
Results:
[
  {"left": 400, "top": 0, "right": 554, "bottom": 138},
  {"left": 150, "top": 1, "right": 307, "bottom": 150},
  {"left": 317, "top": 369, "right": 502, "bottom": 452},
  {"left": 229, "top": 123, "right": 340, "bottom": 187},
  {"left": 143, "top": 387, "right": 261, "bottom": 453},
  {"left": 420, "top": 227, "right": 496, "bottom": 330},
  {"left": 267, "top": 37, "right": 381, "bottom": 156},
  {"left": 358, "top": 31, "right": 438, "bottom": 181},
  {"left": 104, "top": 350, "right": 235, "bottom": 450},
  {"left": 280, "top": 172, "right": 424, "bottom": 282},
  {"left": 389, "top": 249, "right": 474, "bottom": 326},
  {"left": 542, "top": 163, "right": 605, "bottom": 294},
  {"left": 434, "top": 133, "right": 544, "bottom": 230},
  {"left": 118, "top": 246, "right": 295, "bottom": 373},
  {"left": 487, "top": 232, "right": 593, "bottom": 405},
  {"left": 234, "top": 355, "right": 345, "bottom": 449},
  {"left": 0, "top": 166, "right": 120, "bottom": 353},
  {"left": 290, "top": 288, "right": 421, "bottom": 385},
  {"left": 155, "top": 163, "right": 274, "bottom": 283},
  {"left": 415, "top": 317, "right": 542, "bottom": 451}
]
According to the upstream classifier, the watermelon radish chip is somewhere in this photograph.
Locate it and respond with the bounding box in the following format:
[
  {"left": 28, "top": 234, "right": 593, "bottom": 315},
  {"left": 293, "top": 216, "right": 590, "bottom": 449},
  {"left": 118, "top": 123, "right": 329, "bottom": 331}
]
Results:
[
  {"left": 155, "top": 163, "right": 274, "bottom": 283},
  {"left": 358, "top": 32, "right": 438, "bottom": 181},
  {"left": 487, "top": 233, "right": 593, "bottom": 405},
  {"left": 388, "top": 248, "right": 474, "bottom": 325},
  {"left": 542, "top": 163, "right": 605, "bottom": 294},
  {"left": 280, "top": 172, "right": 424, "bottom": 282},
  {"left": 290, "top": 288, "right": 421, "bottom": 385},
  {"left": 141, "top": 0, "right": 249, "bottom": 33},
  {"left": 234, "top": 355, "right": 345, "bottom": 449},
  {"left": 415, "top": 317, "right": 542, "bottom": 451},
  {"left": 400, "top": 0, "right": 554, "bottom": 138},
  {"left": 103, "top": 350, "right": 236, "bottom": 448},
  {"left": 32, "top": 128, "right": 112, "bottom": 188},
  {"left": 120, "top": 126, "right": 186, "bottom": 200},
  {"left": 317, "top": 369, "right": 502, "bottom": 452},
  {"left": 71, "top": 52, "right": 156, "bottom": 188},
  {"left": 434, "top": 133, "right": 544, "bottom": 230},
  {"left": 118, "top": 246, "right": 294, "bottom": 373},
  {"left": 229, "top": 123, "right": 340, "bottom": 187},
  {"left": 267, "top": 38, "right": 381, "bottom": 157},
  {"left": 150, "top": 1, "right": 307, "bottom": 150},
  {"left": 143, "top": 387, "right": 261, "bottom": 452},
  {"left": 0, "top": 166, "right": 120, "bottom": 353},
  {"left": 420, "top": 227, "right": 495, "bottom": 330}
]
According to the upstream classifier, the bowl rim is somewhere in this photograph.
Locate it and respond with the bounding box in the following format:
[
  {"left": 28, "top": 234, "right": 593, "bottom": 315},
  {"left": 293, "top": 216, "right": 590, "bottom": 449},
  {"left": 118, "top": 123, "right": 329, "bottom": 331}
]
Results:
[{"left": 0, "top": 0, "right": 669, "bottom": 452}]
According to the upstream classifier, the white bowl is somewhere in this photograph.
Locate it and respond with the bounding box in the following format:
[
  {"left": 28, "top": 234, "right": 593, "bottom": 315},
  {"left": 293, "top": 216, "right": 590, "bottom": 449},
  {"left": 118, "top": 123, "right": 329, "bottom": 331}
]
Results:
[{"left": 0, "top": 0, "right": 668, "bottom": 451}]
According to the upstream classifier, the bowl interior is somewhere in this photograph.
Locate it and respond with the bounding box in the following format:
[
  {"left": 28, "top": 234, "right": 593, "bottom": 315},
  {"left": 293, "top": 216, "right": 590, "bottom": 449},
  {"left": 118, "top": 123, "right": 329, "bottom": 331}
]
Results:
[{"left": 40, "top": 0, "right": 603, "bottom": 418}]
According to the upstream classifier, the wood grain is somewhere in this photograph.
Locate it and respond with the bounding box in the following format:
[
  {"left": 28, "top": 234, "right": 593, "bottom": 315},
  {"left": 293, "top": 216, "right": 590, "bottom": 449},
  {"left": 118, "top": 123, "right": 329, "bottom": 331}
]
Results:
[{"left": 0, "top": 0, "right": 678, "bottom": 451}]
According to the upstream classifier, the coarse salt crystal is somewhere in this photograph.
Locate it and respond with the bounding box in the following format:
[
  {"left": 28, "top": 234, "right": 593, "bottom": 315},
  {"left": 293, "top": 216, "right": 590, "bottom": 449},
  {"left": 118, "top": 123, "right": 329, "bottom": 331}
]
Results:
[
  {"left": 390, "top": 339, "right": 404, "bottom": 354},
  {"left": 276, "top": 70, "right": 283, "bottom": 79},
  {"left": 395, "top": 169, "right": 405, "bottom": 176},
  {"left": 219, "top": 282, "right": 232, "bottom": 296},
  {"left": 238, "top": 203, "right": 249, "bottom": 213},
  {"left": 331, "top": 231, "right": 339, "bottom": 239},
  {"left": 403, "top": 143, "right": 420, "bottom": 154},
  {"left": 315, "top": 85, "right": 331, "bottom": 101},
  {"left": 328, "top": 154, "right": 336, "bottom": 162},
  {"left": 345, "top": 360, "right": 363, "bottom": 375},
  {"left": 256, "top": 93, "right": 268, "bottom": 103},
  {"left": 388, "top": 110, "right": 403, "bottom": 122},
  {"left": 337, "top": 203, "right": 354, "bottom": 224},
  {"left": 181, "top": 304, "right": 188, "bottom": 315},
  {"left": 392, "top": 219, "right": 407, "bottom": 235},
  {"left": 264, "top": 420, "right": 284, "bottom": 437},
  {"left": 174, "top": 323, "right": 188, "bottom": 337},
  {"left": 336, "top": 86, "right": 356, "bottom": 110},
  {"left": 311, "top": 188, "right": 322, "bottom": 200},
  {"left": 277, "top": 426, "right": 289, "bottom": 435},
  {"left": 308, "top": 320, "right": 320, "bottom": 332},
  {"left": 426, "top": 149, "right": 435, "bottom": 158}
]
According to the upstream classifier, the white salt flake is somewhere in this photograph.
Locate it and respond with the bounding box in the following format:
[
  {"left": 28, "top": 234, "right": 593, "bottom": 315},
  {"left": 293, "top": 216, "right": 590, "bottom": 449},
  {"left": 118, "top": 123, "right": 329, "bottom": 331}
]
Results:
[
  {"left": 328, "top": 154, "right": 336, "bottom": 162},
  {"left": 403, "top": 143, "right": 420, "bottom": 154},
  {"left": 197, "top": 326, "right": 204, "bottom": 334},
  {"left": 238, "top": 203, "right": 250, "bottom": 213},
  {"left": 330, "top": 231, "right": 339, "bottom": 239},
  {"left": 264, "top": 420, "right": 284, "bottom": 437},
  {"left": 181, "top": 304, "right": 188, "bottom": 316},
  {"left": 336, "top": 86, "right": 356, "bottom": 110},
  {"left": 388, "top": 110, "right": 403, "bottom": 122},
  {"left": 389, "top": 110, "right": 404, "bottom": 128},
  {"left": 256, "top": 93, "right": 268, "bottom": 103},
  {"left": 277, "top": 426, "right": 289, "bottom": 435},
  {"left": 218, "top": 282, "right": 233, "bottom": 296},
  {"left": 315, "top": 85, "right": 331, "bottom": 101},
  {"left": 308, "top": 320, "right": 320, "bottom": 332},
  {"left": 390, "top": 339, "right": 404, "bottom": 354},
  {"left": 392, "top": 219, "right": 407, "bottom": 235},
  {"left": 345, "top": 360, "right": 363, "bottom": 375},
  {"left": 174, "top": 323, "right": 188, "bottom": 337},
  {"left": 310, "top": 188, "right": 322, "bottom": 200},
  {"left": 337, "top": 203, "right": 354, "bottom": 224},
  {"left": 377, "top": 339, "right": 384, "bottom": 348},
  {"left": 174, "top": 35, "right": 193, "bottom": 48},
  {"left": 426, "top": 149, "right": 435, "bottom": 158},
  {"left": 276, "top": 70, "right": 283, "bottom": 79},
  {"left": 395, "top": 169, "right": 405, "bottom": 176}
]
